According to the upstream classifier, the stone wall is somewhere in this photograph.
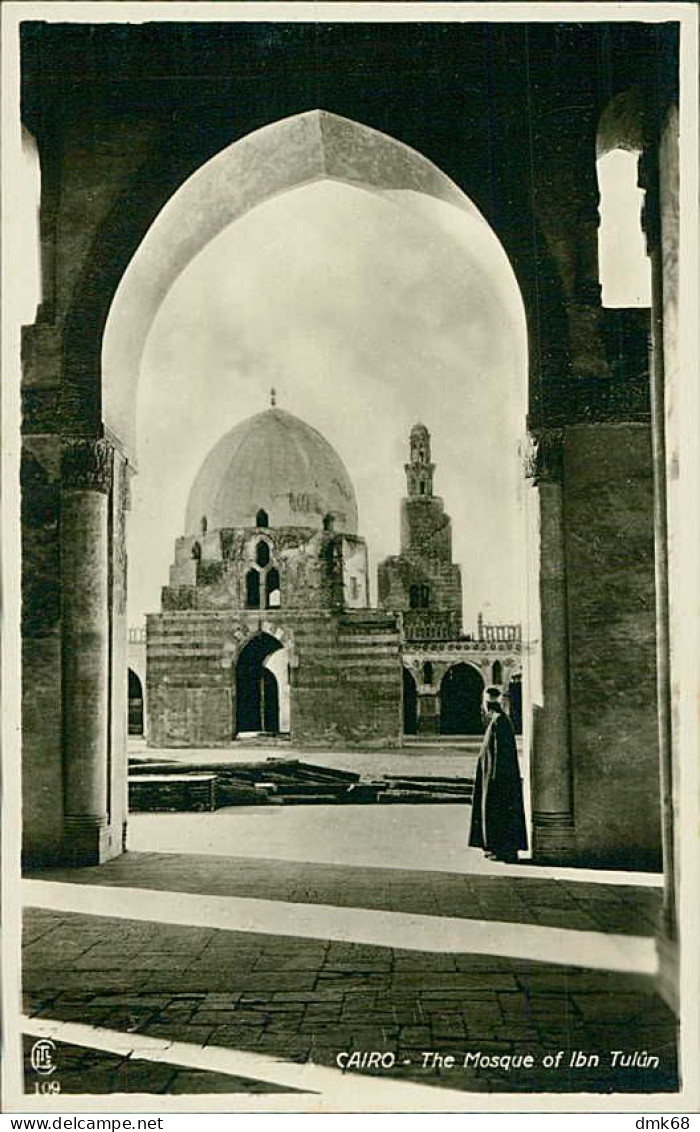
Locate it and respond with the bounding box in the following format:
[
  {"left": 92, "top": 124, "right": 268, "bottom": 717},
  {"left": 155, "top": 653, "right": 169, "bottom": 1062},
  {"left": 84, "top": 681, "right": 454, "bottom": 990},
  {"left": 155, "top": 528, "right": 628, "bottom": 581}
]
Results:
[
  {"left": 147, "top": 608, "right": 402, "bottom": 748},
  {"left": 147, "top": 613, "right": 233, "bottom": 746},
  {"left": 164, "top": 527, "right": 367, "bottom": 615}
]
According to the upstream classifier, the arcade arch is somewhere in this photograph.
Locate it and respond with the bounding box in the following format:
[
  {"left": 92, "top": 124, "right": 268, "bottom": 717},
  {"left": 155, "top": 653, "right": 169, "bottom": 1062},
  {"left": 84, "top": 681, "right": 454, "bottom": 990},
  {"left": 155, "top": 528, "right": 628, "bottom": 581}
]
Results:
[
  {"left": 49, "top": 109, "right": 531, "bottom": 867},
  {"left": 440, "top": 663, "right": 485, "bottom": 737},
  {"left": 402, "top": 667, "right": 418, "bottom": 736},
  {"left": 127, "top": 668, "right": 144, "bottom": 736}
]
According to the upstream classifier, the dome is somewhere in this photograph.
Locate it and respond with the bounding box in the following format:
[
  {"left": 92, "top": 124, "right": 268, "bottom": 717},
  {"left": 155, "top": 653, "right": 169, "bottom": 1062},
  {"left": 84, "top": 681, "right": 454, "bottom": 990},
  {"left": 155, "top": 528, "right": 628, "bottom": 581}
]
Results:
[{"left": 185, "top": 407, "right": 358, "bottom": 535}]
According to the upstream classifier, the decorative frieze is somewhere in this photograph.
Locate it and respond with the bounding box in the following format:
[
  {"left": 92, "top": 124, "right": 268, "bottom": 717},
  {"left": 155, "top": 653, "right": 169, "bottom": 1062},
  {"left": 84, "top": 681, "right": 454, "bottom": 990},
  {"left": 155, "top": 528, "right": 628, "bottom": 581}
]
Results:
[{"left": 61, "top": 438, "right": 114, "bottom": 494}]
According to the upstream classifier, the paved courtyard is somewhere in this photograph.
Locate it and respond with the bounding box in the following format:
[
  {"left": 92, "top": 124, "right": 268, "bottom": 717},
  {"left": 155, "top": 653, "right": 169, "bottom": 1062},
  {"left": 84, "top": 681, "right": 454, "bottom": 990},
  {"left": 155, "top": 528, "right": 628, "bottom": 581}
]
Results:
[{"left": 21, "top": 795, "right": 678, "bottom": 1105}]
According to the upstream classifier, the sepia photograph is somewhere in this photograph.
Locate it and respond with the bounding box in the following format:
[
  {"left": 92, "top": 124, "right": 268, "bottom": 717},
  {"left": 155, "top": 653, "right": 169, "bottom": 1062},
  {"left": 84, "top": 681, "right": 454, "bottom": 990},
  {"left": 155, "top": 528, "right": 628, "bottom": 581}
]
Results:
[{"left": 2, "top": 1, "right": 698, "bottom": 1115}]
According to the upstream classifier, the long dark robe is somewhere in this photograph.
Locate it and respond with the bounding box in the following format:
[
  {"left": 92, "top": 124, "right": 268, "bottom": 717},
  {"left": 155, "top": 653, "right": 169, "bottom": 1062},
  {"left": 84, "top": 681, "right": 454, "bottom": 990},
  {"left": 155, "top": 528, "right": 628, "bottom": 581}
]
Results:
[{"left": 468, "top": 708, "right": 528, "bottom": 856}]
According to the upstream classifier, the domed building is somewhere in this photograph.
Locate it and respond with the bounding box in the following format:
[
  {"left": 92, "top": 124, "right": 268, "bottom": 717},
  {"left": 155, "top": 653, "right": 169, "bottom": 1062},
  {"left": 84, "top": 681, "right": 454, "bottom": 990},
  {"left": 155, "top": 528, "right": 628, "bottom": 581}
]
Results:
[
  {"left": 146, "top": 400, "right": 403, "bottom": 747},
  {"left": 146, "top": 402, "right": 522, "bottom": 748}
]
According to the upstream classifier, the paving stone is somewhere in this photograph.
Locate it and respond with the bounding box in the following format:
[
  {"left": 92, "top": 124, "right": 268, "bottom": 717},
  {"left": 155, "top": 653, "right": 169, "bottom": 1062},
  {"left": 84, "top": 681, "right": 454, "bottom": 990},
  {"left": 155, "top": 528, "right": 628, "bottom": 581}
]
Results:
[
  {"left": 166, "top": 1068, "right": 297, "bottom": 1094},
  {"left": 22, "top": 873, "right": 678, "bottom": 1096}
]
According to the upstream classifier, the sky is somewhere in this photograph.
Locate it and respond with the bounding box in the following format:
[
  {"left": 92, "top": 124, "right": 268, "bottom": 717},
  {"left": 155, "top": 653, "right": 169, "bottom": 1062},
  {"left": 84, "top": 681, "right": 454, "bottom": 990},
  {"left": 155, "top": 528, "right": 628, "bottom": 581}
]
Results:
[{"left": 128, "top": 179, "right": 529, "bottom": 631}]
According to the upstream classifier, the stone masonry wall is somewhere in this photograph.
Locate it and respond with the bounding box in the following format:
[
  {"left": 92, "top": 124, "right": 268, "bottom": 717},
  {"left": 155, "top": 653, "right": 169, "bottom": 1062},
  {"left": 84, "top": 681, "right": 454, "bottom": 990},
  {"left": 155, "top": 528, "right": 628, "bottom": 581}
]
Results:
[
  {"left": 148, "top": 608, "right": 402, "bottom": 748},
  {"left": 564, "top": 424, "right": 661, "bottom": 869},
  {"left": 292, "top": 612, "right": 402, "bottom": 747}
]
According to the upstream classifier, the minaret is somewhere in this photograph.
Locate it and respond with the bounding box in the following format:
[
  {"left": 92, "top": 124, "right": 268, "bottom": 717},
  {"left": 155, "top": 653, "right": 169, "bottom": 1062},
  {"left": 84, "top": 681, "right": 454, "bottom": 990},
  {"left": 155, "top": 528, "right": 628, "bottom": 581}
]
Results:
[
  {"left": 378, "top": 422, "right": 463, "bottom": 638},
  {"left": 405, "top": 423, "right": 435, "bottom": 498}
]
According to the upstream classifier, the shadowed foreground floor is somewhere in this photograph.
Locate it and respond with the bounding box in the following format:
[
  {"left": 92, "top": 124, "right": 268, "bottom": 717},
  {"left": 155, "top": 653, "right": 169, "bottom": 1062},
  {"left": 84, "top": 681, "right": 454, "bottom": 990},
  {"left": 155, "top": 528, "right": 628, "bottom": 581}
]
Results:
[{"left": 22, "top": 836, "right": 678, "bottom": 1100}]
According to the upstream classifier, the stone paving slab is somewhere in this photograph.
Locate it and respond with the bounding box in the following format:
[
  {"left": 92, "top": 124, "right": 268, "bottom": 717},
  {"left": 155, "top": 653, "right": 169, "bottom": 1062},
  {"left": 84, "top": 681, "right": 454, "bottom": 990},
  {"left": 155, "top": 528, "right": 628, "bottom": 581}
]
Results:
[
  {"left": 23, "top": 909, "right": 678, "bottom": 1094},
  {"left": 22, "top": 1036, "right": 299, "bottom": 1095},
  {"left": 27, "top": 852, "right": 662, "bottom": 937}
]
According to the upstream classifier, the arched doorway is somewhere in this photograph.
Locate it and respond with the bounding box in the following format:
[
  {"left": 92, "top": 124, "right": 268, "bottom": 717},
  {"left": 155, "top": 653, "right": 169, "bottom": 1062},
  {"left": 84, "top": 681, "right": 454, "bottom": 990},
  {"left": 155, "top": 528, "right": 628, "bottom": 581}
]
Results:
[
  {"left": 403, "top": 668, "right": 418, "bottom": 736},
  {"left": 440, "top": 663, "right": 484, "bottom": 736},
  {"left": 235, "top": 633, "right": 282, "bottom": 736},
  {"left": 127, "top": 668, "right": 144, "bottom": 736}
]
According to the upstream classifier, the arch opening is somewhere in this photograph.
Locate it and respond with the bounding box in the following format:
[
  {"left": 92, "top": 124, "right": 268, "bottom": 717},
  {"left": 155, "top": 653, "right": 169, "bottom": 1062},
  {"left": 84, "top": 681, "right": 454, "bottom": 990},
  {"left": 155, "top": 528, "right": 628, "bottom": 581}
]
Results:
[
  {"left": 235, "top": 633, "right": 283, "bottom": 735},
  {"left": 102, "top": 108, "right": 529, "bottom": 801},
  {"left": 440, "top": 663, "right": 485, "bottom": 736},
  {"left": 103, "top": 110, "right": 527, "bottom": 464},
  {"left": 127, "top": 668, "right": 144, "bottom": 736},
  {"left": 245, "top": 569, "right": 260, "bottom": 609},
  {"left": 402, "top": 668, "right": 418, "bottom": 736},
  {"left": 266, "top": 567, "right": 281, "bottom": 609}
]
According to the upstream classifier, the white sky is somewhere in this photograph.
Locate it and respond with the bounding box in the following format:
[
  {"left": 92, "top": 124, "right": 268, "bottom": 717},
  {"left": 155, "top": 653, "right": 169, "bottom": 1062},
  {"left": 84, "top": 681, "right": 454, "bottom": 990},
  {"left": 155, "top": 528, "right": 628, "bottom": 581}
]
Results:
[
  {"left": 17, "top": 132, "right": 651, "bottom": 637},
  {"left": 130, "top": 180, "right": 528, "bottom": 632},
  {"left": 598, "top": 149, "right": 652, "bottom": 307}
]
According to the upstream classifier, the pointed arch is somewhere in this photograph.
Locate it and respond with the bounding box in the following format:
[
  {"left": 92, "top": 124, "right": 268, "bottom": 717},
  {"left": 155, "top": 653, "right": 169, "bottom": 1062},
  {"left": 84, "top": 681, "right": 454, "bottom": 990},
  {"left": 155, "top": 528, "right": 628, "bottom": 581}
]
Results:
[{"left": 100, "top": 110, "right": 528, "bottom": 461}]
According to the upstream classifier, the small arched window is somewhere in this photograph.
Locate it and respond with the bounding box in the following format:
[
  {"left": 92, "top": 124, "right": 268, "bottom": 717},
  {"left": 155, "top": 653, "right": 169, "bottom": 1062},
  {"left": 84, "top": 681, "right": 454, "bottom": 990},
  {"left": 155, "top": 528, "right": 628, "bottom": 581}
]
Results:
[
  {"left": 323, "top": 513, "right": 335, "bottom": 532},
  {"left": 256, "top": 540, "right": 270, "bottom": 568},
  {"left": 409, "top": 585, "right": 420, "bottom": 610},
  {"left": 419, "top": 481, "right": 426, "bottom": 495},
  {"left": 423, "top": 660, "right": 433, "bottom": 684},
  {"left": 256, "top": 509, "right": 269, "bottom": 528},
  {"left": 191, "top": 541, "right": 202, "bottom": 562},
  {"left": 492, "top": 659, "right": 503, "bottom": 685},
  {"left": 266, "top": 567, "right": 281, "bottom": 609},
  {"left": 420, "top": 585, "right": 430, "bottom": 608},
  {"left": 245, "top": 569, "right": 260, "bottom": 608}
]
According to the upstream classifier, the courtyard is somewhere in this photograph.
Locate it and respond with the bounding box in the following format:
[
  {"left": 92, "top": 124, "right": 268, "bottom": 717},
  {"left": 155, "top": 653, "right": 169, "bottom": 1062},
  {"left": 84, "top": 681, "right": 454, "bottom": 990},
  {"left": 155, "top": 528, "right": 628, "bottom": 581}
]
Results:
[{"left": 21, "top": 741, "right": 677, "bottom": 1105}]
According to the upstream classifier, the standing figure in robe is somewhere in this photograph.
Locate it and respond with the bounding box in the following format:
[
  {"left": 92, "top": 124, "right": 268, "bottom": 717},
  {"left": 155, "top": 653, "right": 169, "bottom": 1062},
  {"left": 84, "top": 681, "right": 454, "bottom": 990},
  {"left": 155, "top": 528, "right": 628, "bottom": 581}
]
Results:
[{"left": 468, "top": 687, "right": 528, "bottom": 863}]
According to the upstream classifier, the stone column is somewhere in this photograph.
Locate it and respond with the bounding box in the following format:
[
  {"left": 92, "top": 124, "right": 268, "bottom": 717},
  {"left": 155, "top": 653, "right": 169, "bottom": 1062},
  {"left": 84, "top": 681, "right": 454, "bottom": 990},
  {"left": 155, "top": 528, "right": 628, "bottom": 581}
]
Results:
[
  {"left": 61, "top": 438, "right": 116, "bottom": 864},
  {"left": 528, "top": 429, "right": 575, "bottom": 860},
  {"left": 417, "top": 690, "right": 439, "bottom": 736}
]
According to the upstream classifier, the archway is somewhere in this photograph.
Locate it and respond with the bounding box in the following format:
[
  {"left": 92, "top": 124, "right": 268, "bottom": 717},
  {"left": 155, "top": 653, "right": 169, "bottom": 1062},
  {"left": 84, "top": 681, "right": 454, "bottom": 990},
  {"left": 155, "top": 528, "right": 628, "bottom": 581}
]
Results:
[
  {"left": 440, "top": 663, "right": 485, "bottom": 736},
  {"left": 127, "top": 668, "right": 144, "bottom": 736},
  {"left": 402, "top": 668, "right": 418, "bottom": 736},
  {"left": 102, "top": 111, "right": 528, "bottom": 463},
  {"left": 58, "top": 107, "right": 529, "bottom": 865},
  {"left": 235, "top": 633, "right": 283, "bottom": 735}
]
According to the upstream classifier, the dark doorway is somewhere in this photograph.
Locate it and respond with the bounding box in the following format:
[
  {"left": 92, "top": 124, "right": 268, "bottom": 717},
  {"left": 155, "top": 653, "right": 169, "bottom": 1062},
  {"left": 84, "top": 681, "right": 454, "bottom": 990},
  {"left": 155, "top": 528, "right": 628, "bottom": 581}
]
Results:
[
  {"left": 508, "top": 673, "right": 523, "bottom": 735},
  {"left": 440, "top": 663, "right": 484, "bottom": 735},
  {"left": 127, "top": 668, "right": 144, "bottom": 735},
  {"left": 235, "top": 633, "right": 282, "bottom": 734},
  {"left": 403, "top": 667, "right": 418, "bottom": 735}
]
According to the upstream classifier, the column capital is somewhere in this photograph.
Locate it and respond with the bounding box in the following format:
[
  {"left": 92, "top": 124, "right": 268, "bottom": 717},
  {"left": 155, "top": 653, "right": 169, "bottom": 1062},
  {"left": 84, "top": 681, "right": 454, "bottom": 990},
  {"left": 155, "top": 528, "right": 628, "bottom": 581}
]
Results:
[
  {"left": 62, "top": 437, "right": 114, "bottom": 494},
  {"left": 523, "top": 428, "right": 564, "bottom": 485}
]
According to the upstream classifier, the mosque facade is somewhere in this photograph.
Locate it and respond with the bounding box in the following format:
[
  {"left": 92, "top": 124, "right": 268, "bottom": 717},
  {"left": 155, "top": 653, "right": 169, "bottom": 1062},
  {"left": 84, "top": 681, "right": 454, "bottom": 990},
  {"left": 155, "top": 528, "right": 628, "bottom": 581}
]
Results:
[{"left": 145, "top": 406, "right": 522, "bottom": 747}]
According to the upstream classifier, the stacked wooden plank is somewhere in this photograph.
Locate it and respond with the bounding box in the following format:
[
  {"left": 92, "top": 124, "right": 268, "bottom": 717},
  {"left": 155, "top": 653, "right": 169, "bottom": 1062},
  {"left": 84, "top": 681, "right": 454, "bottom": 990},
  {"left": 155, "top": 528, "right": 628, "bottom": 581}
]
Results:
[
  {"left": 129, "top": 773, "right": 218, "bottom": 813},
  {"left": 128, "top": 757, "right": 474, "bottom": 810}
]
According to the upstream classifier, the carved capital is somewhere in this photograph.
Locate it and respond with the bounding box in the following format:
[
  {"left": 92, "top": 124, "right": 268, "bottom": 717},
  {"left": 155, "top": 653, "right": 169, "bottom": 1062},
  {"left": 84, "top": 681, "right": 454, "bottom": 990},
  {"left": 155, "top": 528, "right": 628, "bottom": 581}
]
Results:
[
  {"left": 61, "top": 438, "right": 114, "bottom": 494},
  {"left": 523, "top": 429, "right": 564, "bottom": 485}
]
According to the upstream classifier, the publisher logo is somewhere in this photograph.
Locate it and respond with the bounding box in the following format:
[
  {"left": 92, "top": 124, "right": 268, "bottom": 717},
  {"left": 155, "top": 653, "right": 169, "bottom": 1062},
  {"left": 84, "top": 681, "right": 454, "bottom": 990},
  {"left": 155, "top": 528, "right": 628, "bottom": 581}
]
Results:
[{"left": 30, "top": 1039, "right": 56, "bottom": 1076}]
